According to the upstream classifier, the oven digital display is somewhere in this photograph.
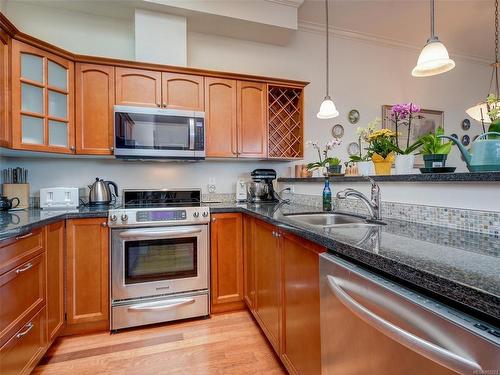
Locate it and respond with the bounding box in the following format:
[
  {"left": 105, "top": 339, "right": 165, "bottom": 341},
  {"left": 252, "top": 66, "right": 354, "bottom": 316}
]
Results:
[{"left": 136, "top": 210, "right": 187, "bottom": 222}]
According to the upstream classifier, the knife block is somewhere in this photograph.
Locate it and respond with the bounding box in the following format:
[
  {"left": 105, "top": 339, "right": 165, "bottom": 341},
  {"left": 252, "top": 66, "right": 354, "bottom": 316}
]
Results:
[{"left": 2, "top": 183, "right": 30, "bottom": 209}]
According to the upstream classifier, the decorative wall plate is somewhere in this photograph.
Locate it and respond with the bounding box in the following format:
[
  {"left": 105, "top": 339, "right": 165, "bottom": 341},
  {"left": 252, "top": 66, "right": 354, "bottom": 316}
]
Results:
[
  {"left": 347, "top": 141, "right": 360, "bottom": 156},
  {"left": 461, "top": 134, "right": 470, "bottom": 146},
  {"left": 461, "top": 119, "right": 471, "bottom": 131},
  {"left": 348, "top": 109, "right": 360, "bottom": 124},
  {"left": 331, "top": 124, "right": 345, "bottom": 138}
]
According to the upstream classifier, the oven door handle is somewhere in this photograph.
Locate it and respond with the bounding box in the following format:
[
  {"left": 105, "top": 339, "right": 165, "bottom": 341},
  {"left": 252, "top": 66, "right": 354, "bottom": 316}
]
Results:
[
  {"left": 127, "top": 298, "right": 195, "bottom": 311},
  {"left": 118, "top": 228, "right": 202, "bottom": 240}
]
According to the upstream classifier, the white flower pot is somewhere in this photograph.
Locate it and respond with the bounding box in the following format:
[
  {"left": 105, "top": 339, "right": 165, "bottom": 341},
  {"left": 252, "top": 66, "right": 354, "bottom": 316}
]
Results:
[
  {"left": 395, "top": 154, "right": 415, "bottom": 175},
  {"left": 357, "top": 161, "right": 374, "bottom": 176}
]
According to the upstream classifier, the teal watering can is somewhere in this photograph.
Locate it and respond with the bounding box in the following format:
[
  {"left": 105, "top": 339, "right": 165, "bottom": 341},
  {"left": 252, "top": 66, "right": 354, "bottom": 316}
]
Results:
[{"left": 439, "top": 132, "right": 500, "bottom": 172}]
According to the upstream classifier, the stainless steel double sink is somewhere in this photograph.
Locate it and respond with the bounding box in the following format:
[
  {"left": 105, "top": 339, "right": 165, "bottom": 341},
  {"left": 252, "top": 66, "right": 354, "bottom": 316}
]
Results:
[{"left": 284, "top": 212, "right": 386, "bottom": 228}]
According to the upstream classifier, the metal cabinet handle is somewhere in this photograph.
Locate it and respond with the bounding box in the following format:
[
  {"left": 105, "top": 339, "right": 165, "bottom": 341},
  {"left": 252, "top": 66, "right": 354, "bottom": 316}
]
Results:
[
  {"left": 16, "top": 263, "right": 33, "bottom": 274},
  {"left": 128, "top": 298, "right": 195, "bottom": 311},
  {"left": 326, "top": 275, "right": 482, "bottom": 374},
  {"left": 16, "top": 322, "right": 34, "bottom": 338},
  {"left": 15, "top": 232, "right": 33, "bottom": 240}
]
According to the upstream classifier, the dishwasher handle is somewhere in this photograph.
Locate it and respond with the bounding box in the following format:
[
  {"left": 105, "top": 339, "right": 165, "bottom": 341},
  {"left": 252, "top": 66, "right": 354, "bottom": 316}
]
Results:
[{"left": 326, "top": 275, "right": 482, "bottom": 374}]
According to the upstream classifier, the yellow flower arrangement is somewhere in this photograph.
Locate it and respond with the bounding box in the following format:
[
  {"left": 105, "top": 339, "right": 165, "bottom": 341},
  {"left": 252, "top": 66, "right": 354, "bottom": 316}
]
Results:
[{"left": 367, "top": 129, "right": 398, "bottom": 141}]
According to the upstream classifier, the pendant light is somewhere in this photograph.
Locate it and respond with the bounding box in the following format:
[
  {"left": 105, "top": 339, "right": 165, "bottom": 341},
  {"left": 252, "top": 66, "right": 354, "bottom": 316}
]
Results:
[
  {"left": 317, "top": 0, "right": 339, "bottom": 119},
  {"left": 412, "top": 0, "right": 455, "bottom": 77},
  {"left": 465, "top": 0, "right": 500, "bottom": 124}
]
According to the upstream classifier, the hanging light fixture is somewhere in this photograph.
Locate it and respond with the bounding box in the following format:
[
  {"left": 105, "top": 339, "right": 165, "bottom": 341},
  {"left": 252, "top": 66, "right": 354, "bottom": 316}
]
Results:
[
  {"left": 412, "top": 0, "right": 455, "bottom": 77},
  {"left": 317, "top": 0, "right": 339, "bottom": 119},
  {"left": 465, "top": 0, "right": 500, "bottom": 125}
]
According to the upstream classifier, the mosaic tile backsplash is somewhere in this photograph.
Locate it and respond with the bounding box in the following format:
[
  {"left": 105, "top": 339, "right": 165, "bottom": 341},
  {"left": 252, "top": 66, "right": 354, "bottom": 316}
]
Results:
[{"left": 283, "top": 193, "right": 500, "bottom": 236}]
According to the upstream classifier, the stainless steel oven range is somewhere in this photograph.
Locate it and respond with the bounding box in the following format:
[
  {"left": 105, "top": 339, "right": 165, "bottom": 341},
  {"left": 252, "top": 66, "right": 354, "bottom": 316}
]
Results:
[{"left": 108, "top": 189, "right": 209, "bottom": 331}]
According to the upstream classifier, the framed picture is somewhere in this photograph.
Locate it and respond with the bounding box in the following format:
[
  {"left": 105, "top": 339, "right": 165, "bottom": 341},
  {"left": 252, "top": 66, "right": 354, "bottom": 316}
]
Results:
[{"left": 382, "top": 105, "right": 444, "bottom": 166}]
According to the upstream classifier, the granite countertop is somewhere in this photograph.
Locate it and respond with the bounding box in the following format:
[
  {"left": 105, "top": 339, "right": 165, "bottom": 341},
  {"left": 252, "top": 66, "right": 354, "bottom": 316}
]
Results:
[{"left": 1, "top": 202, "right": 499, "bottom": 321}]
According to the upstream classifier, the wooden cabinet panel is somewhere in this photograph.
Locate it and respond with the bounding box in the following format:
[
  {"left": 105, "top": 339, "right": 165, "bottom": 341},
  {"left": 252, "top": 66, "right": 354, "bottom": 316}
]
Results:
[
  {"left": 205, "top": 77, "right": 237, "bottom": 157},
  {"left": 243, "top": 215, "right": 255, "bottom": 311},
  {"left": 253, "top": 219, "right": 281, "bottom": 353},
  {"left": 45, "top": 222, "right": 64, "bottom": 343},
  {"left": 281, "top": 232, "right": 325, "bottom": 375},
  {"left": 65, "top": 218, "right": 109, "bottom": 334},
  {"left": 75, "top": 63, "right": 115, "bottom": 154},
  {"left": 0, "top": 31, "right": 9, "bottom": 147},
  {"left": 162, "top": 73, "right": 204, "bottom": 111},
  {"left": 0, "top": 307, "right": 46, "bottom": 375},
  {"left": 11, "top": 40, "right": 75, "bottom": 154},
  {"left": 237, "top": 81, "right": 267, "bottom": 158},
  {"left": 210, "top": 213, "right": 244, "bottom": 313},
  {"left": 115, "top": 67, "right": 161, "bottom": 108},
  {"left": 0, "top": 254, "right": 45, "bottom": 347},
  {"left": 0, "top": 229, "right": 44, "bottom": 276}
]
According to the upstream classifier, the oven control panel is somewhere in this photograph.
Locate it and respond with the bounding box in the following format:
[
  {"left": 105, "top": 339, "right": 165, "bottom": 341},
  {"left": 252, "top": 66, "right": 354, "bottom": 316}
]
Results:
[
  {"left": 136, "top": 210, "right": 186, "bottom": 222},
  {"left": 108, "top": 207, "right": 210, "bottom": 227}
]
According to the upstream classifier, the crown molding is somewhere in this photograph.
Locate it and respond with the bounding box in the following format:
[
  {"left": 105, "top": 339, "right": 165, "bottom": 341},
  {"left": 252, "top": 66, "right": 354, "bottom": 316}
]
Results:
[
  {"left": 265, "top": 0, "right": 305, "bottom": 9},
  {"left": 298, "top": 20, "right": 491, "bottom": 66}
]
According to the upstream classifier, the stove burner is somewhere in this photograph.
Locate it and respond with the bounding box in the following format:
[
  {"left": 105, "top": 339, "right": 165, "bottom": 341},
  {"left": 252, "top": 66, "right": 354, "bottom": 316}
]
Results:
[{"left": 123, "top": 189, "right": 201, "bottom": 208}]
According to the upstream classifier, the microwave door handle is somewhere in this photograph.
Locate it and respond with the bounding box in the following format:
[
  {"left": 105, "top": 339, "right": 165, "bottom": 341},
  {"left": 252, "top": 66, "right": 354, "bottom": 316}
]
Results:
[
  {"left": 189, "top": 118, "right": 195, "bottom": 150},
  {"left": 326, "top": 275, "right": 482, "bottom": 374},
  {"left": 119, "top": 228, "right": 202, "bottom": 240},
  {"left": 127, "top": 298, "right": 195, "bottom": 311}
]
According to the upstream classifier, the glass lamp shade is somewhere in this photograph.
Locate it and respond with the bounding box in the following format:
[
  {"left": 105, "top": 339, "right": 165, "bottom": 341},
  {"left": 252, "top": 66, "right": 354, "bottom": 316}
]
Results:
[
  {"left": 317, "top": 97, "right": 339, "bottom": 119},
  {"left": 465, "top": 102, "right": 493, "bottom": 124},
  {"left": 412, "top": 39, "right": 455, "bottom": 77}
]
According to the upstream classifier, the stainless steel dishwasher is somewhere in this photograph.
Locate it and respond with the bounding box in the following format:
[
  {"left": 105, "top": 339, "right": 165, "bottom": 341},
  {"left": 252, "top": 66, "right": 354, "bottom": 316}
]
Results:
[{"left": 320, "top": 252, "right": 500, "bottom": 375}]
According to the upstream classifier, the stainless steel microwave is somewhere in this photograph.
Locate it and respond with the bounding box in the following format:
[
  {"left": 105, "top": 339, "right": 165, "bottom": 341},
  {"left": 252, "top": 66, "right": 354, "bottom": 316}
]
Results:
[{"left": 114, "top": 106, "right": 205, "bottom": 160}]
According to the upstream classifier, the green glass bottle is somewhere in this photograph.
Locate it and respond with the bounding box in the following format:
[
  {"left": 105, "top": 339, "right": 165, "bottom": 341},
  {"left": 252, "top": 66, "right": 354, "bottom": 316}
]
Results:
[{"left": 322, "top": 179, "right": 332, "bottom": 211}]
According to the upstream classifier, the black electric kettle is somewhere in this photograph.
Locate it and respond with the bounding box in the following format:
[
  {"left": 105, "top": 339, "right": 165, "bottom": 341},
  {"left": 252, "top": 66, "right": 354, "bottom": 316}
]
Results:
[
  {"left": 88, "top": 178, "right": 118, "bottom": 206},
  {"left": 0, "top": 196, "right": 20, "bottom": 211}
]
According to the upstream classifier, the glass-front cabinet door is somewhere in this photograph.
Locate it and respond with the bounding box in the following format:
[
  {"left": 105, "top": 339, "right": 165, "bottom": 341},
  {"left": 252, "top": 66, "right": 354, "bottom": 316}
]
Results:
[{"left": 12, "top": 40, "right": 74, "bottom": 153}]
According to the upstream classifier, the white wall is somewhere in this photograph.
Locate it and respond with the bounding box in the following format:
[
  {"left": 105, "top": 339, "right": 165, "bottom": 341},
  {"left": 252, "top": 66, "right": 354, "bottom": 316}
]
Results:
[{"left": 2, "top": 2, "right": 496, "bottom": 210}]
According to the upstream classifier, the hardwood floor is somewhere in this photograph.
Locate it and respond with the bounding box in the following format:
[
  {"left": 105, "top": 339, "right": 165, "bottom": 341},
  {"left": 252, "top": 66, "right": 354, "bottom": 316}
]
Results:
[{"left": 34, "top": 311, "right": 287, "bottom": 375}]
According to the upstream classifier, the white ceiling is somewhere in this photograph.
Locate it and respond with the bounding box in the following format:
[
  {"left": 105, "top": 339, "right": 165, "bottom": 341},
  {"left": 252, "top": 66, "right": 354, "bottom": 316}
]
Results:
[
  {"left": 6, "top": 0, "right": 497, "bottom": 61},
  {"left": 299, "top": 0, "right": 495, "bottom": 62}
]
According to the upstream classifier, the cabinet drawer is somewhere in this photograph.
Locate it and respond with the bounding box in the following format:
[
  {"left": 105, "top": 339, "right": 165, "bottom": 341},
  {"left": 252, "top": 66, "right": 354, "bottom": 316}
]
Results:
[
  {"left": 0, "top": 229, "right": 44, "bottom": 276},
  {"left": 0, "top": 254, "right": 45, "bottom": 346},
  {"left": 0, "top": 307, "right": 46, "bottom": 375}
]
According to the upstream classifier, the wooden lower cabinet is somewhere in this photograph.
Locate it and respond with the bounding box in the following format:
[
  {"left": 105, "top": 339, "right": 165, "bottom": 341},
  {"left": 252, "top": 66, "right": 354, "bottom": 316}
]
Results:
[
  {"left": 45, "top": 222, "right": 65, "bottom": 343},
  {"left": 210, "top": 213, "right": 245, "bottom": 313},
  {"left": 243, "top": 215, "right": 255, "bottom": 310},
  {"left": 253, "top": 219, "right": 281, "bottom": 353},
  {"left": 65, "top": 218, "right": 109, "bottom": 335},
  {"left": 280, "top": 231, "right": 325, "bottom": 375},
  {"left": 248, "top": 217, "right": 325, "bottom": 374},
  {"left": 0, "top": 307, "right": 46, "bottom": 375}
]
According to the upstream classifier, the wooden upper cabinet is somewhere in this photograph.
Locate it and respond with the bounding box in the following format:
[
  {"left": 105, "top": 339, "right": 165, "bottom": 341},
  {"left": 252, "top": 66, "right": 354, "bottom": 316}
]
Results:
[
  {"left": 45, "top": 222, "right": 65, "bottom": 343},
  {"left": 75, "top": 63, "right": 115, "bottom": 155},
  {"left": 11, "top": 40, "right": 75, "bottom": 154},
  {"left": 253, "top": 219, "right": 281, "bottom": 353},
  {"left": 237, "top": 81, "right": 267, "bottom": 158},
  {"left": 210, "top": 213, "right": 244, "bottom": 313},
  {"left": 205, "top": 77, "right": 237, "bottom": 157},
  {"left": 0, "top": 30, "right": 9, "bottom": 147},
  {"left": 162, "top": 72, "right": 204, "bottom": 111},
  {"left": 115, "top": 67, "right": 161, "bottom": 108},
  {"left": 65, "top": 218, "right": 109, "bottom": 335},
  {"left": 280, "top": 231, "right": 325, "bottom": 375}
]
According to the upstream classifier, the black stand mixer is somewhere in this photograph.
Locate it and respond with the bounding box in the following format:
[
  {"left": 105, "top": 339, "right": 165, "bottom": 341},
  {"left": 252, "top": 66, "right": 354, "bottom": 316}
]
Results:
[{"left": 247, "top": 169, "right": 279, "bottom": 203}]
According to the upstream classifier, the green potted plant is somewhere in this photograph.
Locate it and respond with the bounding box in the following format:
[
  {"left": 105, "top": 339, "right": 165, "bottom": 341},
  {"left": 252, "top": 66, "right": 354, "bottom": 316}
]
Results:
[
  {"left": 487, "top": 93, "right": 500, "bottom": 138},
  {"left": 419, "top": 127, "right": 452, "bottom": 168},
  {"left": 367, "top": 129, "right": 398, "bottom": 175},
  {"left": 306, "top": 138, "right": 342, "bottom": 176}
]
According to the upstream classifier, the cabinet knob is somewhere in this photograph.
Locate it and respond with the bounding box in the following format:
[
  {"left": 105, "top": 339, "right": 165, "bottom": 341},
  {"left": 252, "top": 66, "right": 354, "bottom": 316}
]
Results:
[
  {"left": 110, "top": 147, "right": 114, "bottom": 151},
  {"left": 101, "top": 222, "right": 107, "bottom": 227},
  {"left": 157, "top": 103, "right": 161, "bottom": 107},
  {"left": 212, "top": 218, "right": 216, "bottom": 222},
  {"left": 70, "top": 146, "right": 75, "bottom": 151}
]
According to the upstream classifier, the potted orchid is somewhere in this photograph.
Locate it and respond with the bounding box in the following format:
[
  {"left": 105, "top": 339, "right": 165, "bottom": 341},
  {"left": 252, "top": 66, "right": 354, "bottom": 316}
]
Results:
[
  {"left": 349, "top": 118, "right": 379, "bottom": 175},
  {"left": 306, "top": 138, "right": 343, "bottom": 176},
  {"left": 367, "top": 129, "right": 398, "bottom": 175},
  {"left": 387, "top": 103, "right": 424, "bottom": 174}
]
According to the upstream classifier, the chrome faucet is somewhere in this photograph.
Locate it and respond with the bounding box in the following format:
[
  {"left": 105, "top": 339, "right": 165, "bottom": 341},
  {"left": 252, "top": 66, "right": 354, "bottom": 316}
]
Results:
[{"left": 336, "top": 177, "right": 381, "bottom": 221}]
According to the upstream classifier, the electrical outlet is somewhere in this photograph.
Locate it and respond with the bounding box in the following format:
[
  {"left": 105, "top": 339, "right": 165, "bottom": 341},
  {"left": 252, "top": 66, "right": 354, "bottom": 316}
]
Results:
[{"left": 207, "top": 178, "right": 217, "bottom": 193}]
